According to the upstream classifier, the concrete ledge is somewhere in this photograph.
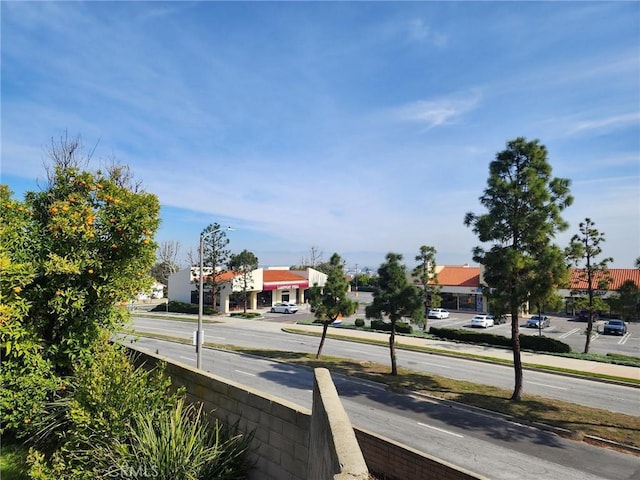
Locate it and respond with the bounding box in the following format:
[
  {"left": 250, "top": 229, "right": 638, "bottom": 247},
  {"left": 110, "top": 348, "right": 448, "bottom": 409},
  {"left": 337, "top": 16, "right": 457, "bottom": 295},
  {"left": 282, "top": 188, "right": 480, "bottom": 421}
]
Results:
[{"left": 307, "top": 368, "right": 370, "bottom": 480}]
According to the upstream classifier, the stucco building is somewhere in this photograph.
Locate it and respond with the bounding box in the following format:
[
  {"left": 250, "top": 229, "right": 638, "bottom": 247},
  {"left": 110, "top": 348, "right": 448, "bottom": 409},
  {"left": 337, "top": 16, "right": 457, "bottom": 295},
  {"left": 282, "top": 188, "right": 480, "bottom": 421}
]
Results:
[
  {"left": 168, "top": 266, "right": 328, "bottom": 313},
  {"left": 431, "top": 265, "right": 640, "bottom": 314}
]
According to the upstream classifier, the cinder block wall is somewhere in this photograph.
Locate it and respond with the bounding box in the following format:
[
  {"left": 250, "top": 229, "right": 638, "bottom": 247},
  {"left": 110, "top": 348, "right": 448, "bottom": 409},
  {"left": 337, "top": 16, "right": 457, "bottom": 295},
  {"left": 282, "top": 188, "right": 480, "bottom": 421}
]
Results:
[
  {"left": 130, "top": 348, "right": 311, "bottom": 480},
  {"left": 307, "top": 368, "right": 370, "bottom": 480},
  {"left": 354, "top": 427, "right": 489, "bottom": 480},
  {"left": 128, "top": 346, "right": 485, "bottom": 480}
]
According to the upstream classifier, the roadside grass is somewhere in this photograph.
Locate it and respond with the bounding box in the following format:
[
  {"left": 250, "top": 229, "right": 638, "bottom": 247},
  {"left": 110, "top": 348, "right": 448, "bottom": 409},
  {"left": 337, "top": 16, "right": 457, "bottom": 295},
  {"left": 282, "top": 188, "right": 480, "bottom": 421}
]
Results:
[
  {"left": 122, "top": 330, "right": 640, "bottom": 451},
  {"left": 222, "top": 346, "right": 640, "bottom": 450},
  {"left": 0, "top": 442, "right": 29, "bottom": 480}
]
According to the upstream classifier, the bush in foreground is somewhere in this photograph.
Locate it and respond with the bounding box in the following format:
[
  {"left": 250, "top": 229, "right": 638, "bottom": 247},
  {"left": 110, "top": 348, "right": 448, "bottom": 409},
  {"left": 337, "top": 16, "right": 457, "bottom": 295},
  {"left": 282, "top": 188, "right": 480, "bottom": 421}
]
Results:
[{"left": 27, "top": 333, "right": 253, "bottom": 479}]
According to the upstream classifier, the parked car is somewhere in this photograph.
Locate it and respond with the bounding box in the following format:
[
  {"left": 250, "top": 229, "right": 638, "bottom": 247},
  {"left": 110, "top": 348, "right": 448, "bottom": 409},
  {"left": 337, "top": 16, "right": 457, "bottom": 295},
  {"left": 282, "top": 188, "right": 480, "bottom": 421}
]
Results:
[
  {"left": 526, "top": 315, "right": 550, "bottom": 328},
  {"left": 471, "top": 314, "right": 494, "bottom": 328},
  {"left": 427, "top": 308, "right": 450, "bottom": 319},
  {"left": 270, "top": 303, "right": 299, "bottom": 314},
  {"left": 602, "top": 319, "right": 628, "bottom": 335}
]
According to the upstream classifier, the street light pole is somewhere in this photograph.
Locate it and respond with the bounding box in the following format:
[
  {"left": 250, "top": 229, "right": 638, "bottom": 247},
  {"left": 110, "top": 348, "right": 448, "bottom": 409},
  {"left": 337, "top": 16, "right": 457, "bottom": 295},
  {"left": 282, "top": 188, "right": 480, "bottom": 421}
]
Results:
[{"left": 197, "top": 232, "right": 205, "bottom": 369}]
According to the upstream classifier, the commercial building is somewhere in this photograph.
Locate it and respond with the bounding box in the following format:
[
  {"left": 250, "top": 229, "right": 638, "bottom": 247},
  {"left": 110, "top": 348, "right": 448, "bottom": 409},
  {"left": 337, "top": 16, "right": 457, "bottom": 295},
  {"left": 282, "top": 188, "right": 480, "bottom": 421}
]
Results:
[
  {"left": 168, "top": 266, "right": 328, "bottom": 313},
  {"left": 431, "top": 265, "right": 640, "bottom": 314}
]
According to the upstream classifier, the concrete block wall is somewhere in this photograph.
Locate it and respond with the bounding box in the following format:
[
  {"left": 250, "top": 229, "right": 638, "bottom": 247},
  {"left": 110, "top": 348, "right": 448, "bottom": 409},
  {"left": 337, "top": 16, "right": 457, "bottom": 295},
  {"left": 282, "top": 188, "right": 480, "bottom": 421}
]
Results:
[
  {"left": 354, "top": 427, "right": 489, "bottom": 480},
  {"left": 307, "top": 369, "right": 370, "bottom": 480},
  {"left": 131, "top": 348, "right": 311, "bottom": 480},
  {"left": 128, "top": 345, "right": 485, "bottom": 480}
]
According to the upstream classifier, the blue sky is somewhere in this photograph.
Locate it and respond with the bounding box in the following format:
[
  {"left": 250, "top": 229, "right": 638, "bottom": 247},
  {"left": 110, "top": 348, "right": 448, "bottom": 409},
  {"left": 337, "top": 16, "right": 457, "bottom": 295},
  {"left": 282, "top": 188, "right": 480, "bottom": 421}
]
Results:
[{"left": 2, "top": 1, "right": 639, "bottom": 270}]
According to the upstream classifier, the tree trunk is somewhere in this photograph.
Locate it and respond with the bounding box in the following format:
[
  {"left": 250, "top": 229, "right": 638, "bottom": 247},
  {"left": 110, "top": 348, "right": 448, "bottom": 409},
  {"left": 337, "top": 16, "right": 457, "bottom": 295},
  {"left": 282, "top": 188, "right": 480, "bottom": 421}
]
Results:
[
  {"left": 584, "top": 314, "right": 593, "bottom": 354},
  {"left": 390, "top": 323, "right": 397, "bottom": 376},
  {"left": 316, "top": 322, "right": 330, "bottom": 359},
  {"left": 583, "top": 255, "right": 594, "bottom": 354},
  {"left": 510, "top": 310, "right": 523, "bottom": 401}
]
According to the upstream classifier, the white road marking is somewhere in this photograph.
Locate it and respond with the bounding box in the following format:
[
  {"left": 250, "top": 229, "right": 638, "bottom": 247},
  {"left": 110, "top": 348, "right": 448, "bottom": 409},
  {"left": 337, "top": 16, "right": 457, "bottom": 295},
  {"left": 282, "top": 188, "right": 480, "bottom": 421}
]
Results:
[
  {"left": 420, "top": 361, "right": 452, "bottom": 369},
  {"left": 235, "top": 370, "right": 256, "bottom": 377},
  {"left": 417, "top": 422, "right": 464, "bottom": 438},
  {"left": 526, "top": 381, "right": 568, "bottom": 390},
  {"left": 179, "top": 356, "right": 194, "bottom": 362},
  {"left": 135, "top": 326, "right": 188, "bottom": 335},
  {"left": 558, "top": 328, "right": 580, "bottom": 339},
  {"left": 618, "top": 333, "right": 631, "bottom": 345}
]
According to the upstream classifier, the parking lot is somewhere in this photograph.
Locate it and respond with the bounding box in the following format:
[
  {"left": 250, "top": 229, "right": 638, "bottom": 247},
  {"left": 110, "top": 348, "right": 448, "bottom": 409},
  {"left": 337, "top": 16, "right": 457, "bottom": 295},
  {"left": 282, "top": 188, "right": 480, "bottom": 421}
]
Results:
[
  {"left": 428, "top": 311, "right": 638, "bottom": 357},
  {"left": 262, "top": 293, "right": 638, "bottom": 357}
]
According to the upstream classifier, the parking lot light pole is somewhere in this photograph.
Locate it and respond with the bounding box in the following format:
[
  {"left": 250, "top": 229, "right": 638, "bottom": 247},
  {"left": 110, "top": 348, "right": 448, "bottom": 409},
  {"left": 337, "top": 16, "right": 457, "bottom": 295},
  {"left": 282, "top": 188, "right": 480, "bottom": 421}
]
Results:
[{"left": 197, "top": 226, "right": 234, "bottom": 369}]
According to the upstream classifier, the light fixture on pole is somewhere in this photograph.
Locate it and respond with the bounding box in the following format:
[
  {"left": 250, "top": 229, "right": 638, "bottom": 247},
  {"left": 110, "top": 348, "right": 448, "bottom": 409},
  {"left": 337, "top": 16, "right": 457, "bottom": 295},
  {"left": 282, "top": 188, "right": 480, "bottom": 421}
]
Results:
[{"left": 196, "top": 226, "right": 234, "bottom": 369}]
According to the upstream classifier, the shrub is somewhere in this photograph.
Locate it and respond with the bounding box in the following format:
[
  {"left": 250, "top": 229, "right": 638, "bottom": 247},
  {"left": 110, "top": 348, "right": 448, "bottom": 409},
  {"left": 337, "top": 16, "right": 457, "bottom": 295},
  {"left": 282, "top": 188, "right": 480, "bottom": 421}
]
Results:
[
  {"left": 519, "top": 334, "right": 571, "bottom": 354},
  {"left": 230, "top": 312, "right": 261, "bottom": 319},
  {"left": 94, "top": 399, "right": 254, "bottom": 480},
  {"left": 428, "top": 327, "right": 570, "bottom": 353},
  {"left": 371, "top": 319, "right": 413, "bottom": 334},
  {"left": 28, "top": 332, "right": 184, "bottom": 475},
  {"left": 152, "top": 300, "right": 217, "bottom": 315},
  {"left": 355, "top": 318, "right": 365, "bottom": 328}
]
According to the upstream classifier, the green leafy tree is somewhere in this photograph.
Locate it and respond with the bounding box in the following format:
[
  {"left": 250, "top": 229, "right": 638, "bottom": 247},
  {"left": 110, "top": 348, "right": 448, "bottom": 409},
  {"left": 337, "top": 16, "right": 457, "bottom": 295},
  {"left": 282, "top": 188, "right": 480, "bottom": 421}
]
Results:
[
  {"left": 528, "top": 245, "right": 570, "bottom": 335},
  {"left": 201, "top": 223, "right": 231, "bottom": 311},
  {"left": 464, "top": 137, "right": 572, "bottom": 400},
  {"left": 309, "top": 253, "right": 357, "bottom": 358},
  {"left": 365, "top": 253, "right": 423, "bottom": 375},
  {"left": 607, "top": 280, "right": 640, "bottom": 322},
  {"left": 228, "top": 250, "right": 259, "bottom": 313},
  {"left": 566, "top": 218, "right": 613, "bottom": 353},
  {"left": 412, "top": 245, "right": 441, "bottom": 331},
  {"left": 0, "top": 136, "right": 160, "bottom": 437}
]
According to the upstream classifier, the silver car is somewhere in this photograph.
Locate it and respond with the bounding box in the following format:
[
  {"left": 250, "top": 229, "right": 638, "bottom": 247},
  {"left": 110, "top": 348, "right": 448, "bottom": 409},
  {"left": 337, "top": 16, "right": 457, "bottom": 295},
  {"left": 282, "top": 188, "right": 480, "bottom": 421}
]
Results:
[{"left": 526, "top": 315, "right": 550, "bottom": 328}]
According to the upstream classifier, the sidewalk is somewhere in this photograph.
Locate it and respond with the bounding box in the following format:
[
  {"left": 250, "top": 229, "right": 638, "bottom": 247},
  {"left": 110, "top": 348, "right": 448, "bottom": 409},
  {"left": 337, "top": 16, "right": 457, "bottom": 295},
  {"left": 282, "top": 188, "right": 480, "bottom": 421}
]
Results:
[{"left": 284, "top": 322, "right": 640, "bottom": 383}]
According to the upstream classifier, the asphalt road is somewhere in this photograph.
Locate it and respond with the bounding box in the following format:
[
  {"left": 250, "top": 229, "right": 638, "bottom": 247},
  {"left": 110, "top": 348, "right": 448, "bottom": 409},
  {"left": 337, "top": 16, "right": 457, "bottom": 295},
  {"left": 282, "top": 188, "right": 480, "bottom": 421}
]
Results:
[
  {"left": 130, "top": 316, "right": 640, "bottom": 416},
  {"left": 123, "top": 333, "right": 640, "bottom": 480}
]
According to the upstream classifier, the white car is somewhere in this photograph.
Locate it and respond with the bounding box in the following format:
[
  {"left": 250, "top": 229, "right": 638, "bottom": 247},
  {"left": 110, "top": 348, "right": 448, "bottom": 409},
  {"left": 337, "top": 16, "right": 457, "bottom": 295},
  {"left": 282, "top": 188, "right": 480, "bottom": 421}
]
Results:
[
  {"left": 471, "top": 314, "right": 494, "bottom": 328},
  {"left": 427, "top": 308, "right": 450, "bottom": 319},
  {"left": 270, "top": 302, "right": 299, "bottom": 314}
]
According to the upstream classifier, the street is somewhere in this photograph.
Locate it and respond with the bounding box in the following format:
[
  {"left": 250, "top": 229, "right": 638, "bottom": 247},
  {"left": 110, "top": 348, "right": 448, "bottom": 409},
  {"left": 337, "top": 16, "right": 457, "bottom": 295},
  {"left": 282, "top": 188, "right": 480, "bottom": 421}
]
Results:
[{"left": 123, "top": 327, "right": 640, "bottom": 480}]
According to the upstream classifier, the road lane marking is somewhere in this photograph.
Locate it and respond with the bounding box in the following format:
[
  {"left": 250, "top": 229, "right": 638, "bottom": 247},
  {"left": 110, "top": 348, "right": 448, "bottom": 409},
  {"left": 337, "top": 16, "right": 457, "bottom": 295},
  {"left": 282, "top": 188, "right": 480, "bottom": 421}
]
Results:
[
  {"left": 235, "top": 370, "right": 256, "bottom": 377},
  {"left": 135, "top": 326, "right": 188, "bottom": 335},
  {"left": 526, "top": 381, "right": 568, "bottom": 390},
  {"left": 417, "top": 422, "right": 464, "bottom": 438},
  {"left": 420, "top": 362, "right": 452, "bottom": 369},
  {"left": 179, "top": 356, "right": 194, "bottom": 362}
]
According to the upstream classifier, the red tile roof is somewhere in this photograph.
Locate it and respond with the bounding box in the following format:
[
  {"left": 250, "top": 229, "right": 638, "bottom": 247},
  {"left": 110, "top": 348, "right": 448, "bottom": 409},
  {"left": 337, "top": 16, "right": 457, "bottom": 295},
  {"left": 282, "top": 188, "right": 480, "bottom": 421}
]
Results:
[
  {"left": 203, "top": 271, "right": 237, "bottom": 282},
  {"left": 433, "top": 266, "right": 480, "bottom": 287},
  {"left": 263, "top": 270, "right": 306, "bottom": 283},
  {"left": 569, "top": 268, "right": 640, "bottom": 291}
]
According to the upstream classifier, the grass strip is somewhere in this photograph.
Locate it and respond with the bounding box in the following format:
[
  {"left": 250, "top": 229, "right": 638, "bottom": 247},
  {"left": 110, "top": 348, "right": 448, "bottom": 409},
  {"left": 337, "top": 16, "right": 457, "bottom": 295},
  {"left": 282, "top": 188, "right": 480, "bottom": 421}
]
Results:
[{"left": 283, "top": 327, "right": 640, "bottom": 385}]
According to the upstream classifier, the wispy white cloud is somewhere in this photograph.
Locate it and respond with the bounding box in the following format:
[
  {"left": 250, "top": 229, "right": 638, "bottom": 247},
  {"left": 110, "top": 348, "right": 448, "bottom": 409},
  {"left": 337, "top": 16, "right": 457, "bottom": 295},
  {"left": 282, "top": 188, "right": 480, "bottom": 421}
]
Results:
[
  {"left": 566, "top": 113, "right": 640, "bottom": 136},
  {"left": 2, "top": 1, "right": 638, "bottom": 269},
  {"left": 392, "top": 91, "right": 482, "bottom": 129}
]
